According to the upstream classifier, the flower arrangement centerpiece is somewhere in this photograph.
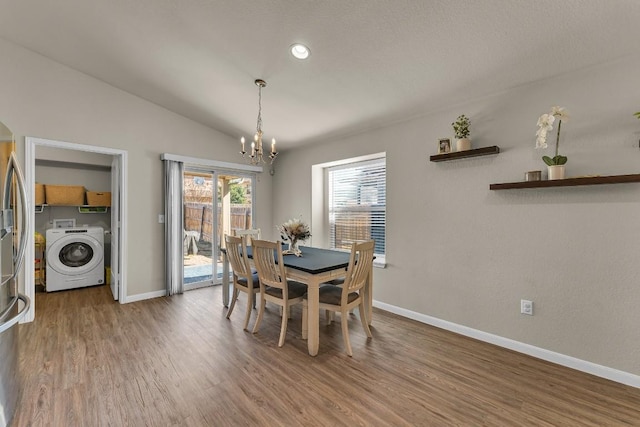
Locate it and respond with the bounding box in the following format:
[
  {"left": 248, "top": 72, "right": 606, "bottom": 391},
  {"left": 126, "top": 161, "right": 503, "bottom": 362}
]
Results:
[
  {"left": 277, "top": 217, "right": 311, "bottom": 256},
  {"left": 535, "top": 106, "right": 569, "bottom": 180},
  {"left": 452, "top": 114, "right": 471, "bottom": 151}
]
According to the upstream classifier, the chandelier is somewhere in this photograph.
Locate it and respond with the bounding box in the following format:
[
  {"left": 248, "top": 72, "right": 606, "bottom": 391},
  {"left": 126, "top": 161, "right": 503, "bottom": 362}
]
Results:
[{"left": 240, "top": 79, "right": 277, "bottom": 164}]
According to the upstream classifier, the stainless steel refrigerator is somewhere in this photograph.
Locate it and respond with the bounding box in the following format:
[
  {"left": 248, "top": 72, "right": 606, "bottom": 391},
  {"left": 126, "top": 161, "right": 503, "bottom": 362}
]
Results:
[{"left": 0, "top": 123, "right": 30, "bottom": 427}]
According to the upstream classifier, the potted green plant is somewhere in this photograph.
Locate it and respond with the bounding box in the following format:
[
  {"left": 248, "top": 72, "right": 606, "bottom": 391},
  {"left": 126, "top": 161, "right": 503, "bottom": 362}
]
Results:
[
  {"left": 452, "top": 114, "right": 471, "bottom": 151},
  {"left": 634, "top": 112, "right": 640, "bottom": 119}
]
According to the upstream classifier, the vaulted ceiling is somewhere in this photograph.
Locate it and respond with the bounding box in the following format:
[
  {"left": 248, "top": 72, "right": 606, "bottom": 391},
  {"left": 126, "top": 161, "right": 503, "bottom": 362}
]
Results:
[{"left": 1, "top": 1, "right": 639, "bottom": 150}]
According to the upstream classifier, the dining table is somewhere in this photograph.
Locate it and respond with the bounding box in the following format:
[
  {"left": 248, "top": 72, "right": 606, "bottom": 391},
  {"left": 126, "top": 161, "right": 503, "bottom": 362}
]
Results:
[{"left": 221, "top": 245, "right": 373, "bottom": 356}]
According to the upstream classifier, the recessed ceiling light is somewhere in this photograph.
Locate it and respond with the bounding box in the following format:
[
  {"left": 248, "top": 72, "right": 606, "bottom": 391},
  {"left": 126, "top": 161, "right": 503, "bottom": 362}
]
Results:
[{"left": 290, "top": 43, "right": 310, "bottom": 60}]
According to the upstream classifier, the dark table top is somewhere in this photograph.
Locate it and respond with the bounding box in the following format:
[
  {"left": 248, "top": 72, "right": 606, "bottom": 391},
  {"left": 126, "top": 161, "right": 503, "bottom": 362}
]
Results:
[{"left": 241, "top": 245, "right": 351, "bottom": 275}]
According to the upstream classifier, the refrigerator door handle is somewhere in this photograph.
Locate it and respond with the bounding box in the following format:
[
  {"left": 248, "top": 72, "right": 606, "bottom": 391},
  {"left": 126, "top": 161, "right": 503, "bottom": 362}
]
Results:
[
  {"left": 1, "top": 153, "right": 12, "bottom": 232},
  {"left": 8, "top": 152, "right": 29, "bottom": 277},
  {"left": 0, "top": 293, "right": 30, "bottom": 334},
  {"left": 1, "top": 152, "right": 29, "bottom": 288}
]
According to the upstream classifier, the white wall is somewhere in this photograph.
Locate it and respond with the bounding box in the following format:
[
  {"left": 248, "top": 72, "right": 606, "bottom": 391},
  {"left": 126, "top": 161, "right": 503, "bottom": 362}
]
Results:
[
  {"left": 0, "top": 37, "right": 274, "bottom": 297},
  {"left": 36, "top": 146, "right": 113, "bottom": 166},
  {"left": 273, "top": 55, "right": 640, "bottom": 377}
]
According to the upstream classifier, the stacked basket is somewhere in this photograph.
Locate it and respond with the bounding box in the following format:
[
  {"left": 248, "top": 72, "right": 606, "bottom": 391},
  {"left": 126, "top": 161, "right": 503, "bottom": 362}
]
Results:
[{"left": 41, "top": 185, "right": 111, "bottom": 206}]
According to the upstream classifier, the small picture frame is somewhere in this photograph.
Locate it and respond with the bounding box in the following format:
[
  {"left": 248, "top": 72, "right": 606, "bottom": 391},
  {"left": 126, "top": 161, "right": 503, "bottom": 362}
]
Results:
[{"left": 438, "top": 138, "right": 451, "bottom": 154}]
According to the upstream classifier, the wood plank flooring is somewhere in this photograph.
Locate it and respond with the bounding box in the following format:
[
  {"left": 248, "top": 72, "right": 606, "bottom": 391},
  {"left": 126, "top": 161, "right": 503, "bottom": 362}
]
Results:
[{"left": 13, "top": 284, "right": 640, "bottom": 426}]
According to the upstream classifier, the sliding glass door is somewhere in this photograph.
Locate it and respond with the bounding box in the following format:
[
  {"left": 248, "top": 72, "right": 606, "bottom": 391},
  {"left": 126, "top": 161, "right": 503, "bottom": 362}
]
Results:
[
  {"left": 183, "top": 170, "right": 215, "bottom": 289},
  {"left": 182, "top": 168, "right": 255, "bottom": 290}
]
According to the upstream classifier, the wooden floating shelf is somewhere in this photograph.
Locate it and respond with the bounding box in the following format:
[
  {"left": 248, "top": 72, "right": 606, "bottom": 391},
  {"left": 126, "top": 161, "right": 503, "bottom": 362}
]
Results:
[
  {"left": 430, "top": 145, "right": 500, "bottom": 162},
  {"left": 489, "top": 173, "right": 640, "bottom": 190}
]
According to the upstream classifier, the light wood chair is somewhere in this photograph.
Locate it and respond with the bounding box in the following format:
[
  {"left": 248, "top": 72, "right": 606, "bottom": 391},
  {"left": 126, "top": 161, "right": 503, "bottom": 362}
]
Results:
[
  {"left": 225, "top": 234, "right": 260, "bottom": 330},
  {"left": 302, "top": 240, "right": 375, "bottom": 356},
  {"left": 233, "top": 228, "right": 261, "bottom": 246},
  {"left": 251, "top": 239, "right": 307, "bottom": 347},
  {"left": 233, "top": 228, "right": 262, "bottom": 290}
]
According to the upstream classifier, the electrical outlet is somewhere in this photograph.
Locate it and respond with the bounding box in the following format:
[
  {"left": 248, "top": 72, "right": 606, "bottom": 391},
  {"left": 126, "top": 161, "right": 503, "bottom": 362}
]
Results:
[
  {"left": 158, "top": 214, "right": 165, "bottom": 224},
  {"left": 521, "top": 299, "right": 533, "bottom": 315}
]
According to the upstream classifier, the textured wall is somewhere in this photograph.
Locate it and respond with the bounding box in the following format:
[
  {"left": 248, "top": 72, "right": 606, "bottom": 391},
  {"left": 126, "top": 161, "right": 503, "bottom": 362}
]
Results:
[{"left": 272, "top": 55, "right": 640, "bottom": 376}]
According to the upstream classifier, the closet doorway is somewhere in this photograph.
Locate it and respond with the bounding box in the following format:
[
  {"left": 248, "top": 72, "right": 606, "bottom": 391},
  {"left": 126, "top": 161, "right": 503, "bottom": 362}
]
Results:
[
  {"left": 182, "top": 168, "right": 255, "bottom": 290},
  {"left": 24, "top": 137, "right": 127, "bottom": 322}
]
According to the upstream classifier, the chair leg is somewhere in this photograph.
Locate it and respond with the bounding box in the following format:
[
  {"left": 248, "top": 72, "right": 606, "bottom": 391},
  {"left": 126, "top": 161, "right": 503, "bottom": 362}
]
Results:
[
  {"left": 226, "top": 287, "right": 239, "bottom": 319},
  {"left": 242, "top": 290, "right": 253, "bottom": 331},
  {"left": 278, "top": 304, "right": 289, "bottom": 347},
  {"left": 252, "top": 295, "right": 266, "bottom": 334},
  {"left": 358, "top": 302, "right": 372, "bottom": 338},
  {"left": 302, "top": 302, "right": 308, "bottom": 340},
  {"left": 341, "top": 308, "right": 352, "bottom": 357}
]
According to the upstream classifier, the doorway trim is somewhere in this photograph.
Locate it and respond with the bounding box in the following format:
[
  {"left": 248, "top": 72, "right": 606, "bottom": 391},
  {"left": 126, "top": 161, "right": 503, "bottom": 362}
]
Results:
[{"left": 23, "top": 137, "right": 128, "bottom": 322}]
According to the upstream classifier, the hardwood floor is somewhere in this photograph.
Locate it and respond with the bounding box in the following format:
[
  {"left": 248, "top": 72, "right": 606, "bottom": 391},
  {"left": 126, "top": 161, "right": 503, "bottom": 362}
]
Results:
[{"left": 14, "top": 284, "right": 640, "bottom": 426}]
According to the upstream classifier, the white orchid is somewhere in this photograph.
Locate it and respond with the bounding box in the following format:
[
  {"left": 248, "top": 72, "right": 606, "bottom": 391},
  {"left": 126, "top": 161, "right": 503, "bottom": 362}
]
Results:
[
  {"left": 535, "top": 113, "right": 555, "bottom": 149},
  {"left": 550, "top": 106, "right": 569, "bottom": 121},
  {"left": 535, "top": 106, "right": 569, "bottom": 166}
]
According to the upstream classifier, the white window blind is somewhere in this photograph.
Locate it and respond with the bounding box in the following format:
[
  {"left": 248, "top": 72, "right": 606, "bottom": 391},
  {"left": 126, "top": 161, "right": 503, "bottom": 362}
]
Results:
[{"left": 328, "top": 157, "right": 386, "bottom": 258}]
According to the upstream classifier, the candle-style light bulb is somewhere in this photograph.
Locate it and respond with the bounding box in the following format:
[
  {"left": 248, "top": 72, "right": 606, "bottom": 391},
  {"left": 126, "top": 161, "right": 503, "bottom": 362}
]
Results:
[
  {"left": 240, "top": 136, "right": 245, "bottom": 152},
  {"left": 271, "top": 138, "right": 276, "bottom": 153}
]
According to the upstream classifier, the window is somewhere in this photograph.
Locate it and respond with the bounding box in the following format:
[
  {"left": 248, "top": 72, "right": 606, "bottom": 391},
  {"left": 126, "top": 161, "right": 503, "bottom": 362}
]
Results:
[{"left": 327, "top": 156, "right": 386, "bottom": 263}]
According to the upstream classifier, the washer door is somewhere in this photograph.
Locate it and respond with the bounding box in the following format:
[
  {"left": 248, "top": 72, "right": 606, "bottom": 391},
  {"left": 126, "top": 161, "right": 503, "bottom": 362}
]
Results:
[{"left": 47, "top": 234, "right": 104, "bottom": 276}]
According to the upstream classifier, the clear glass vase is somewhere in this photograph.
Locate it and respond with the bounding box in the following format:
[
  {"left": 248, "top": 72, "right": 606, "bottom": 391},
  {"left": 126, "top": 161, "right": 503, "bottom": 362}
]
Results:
[
  {"left": 289, "top": 237, "right": 300, "bottom": 254},
  {"left": 283, "top": 237, "right": 301, "bottom": 256}
]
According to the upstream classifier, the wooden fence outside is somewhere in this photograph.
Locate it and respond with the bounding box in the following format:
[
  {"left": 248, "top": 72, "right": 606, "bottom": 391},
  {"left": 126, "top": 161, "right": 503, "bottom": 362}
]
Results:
[
  {"left": 184, "top": 202, "right": 252, "bottom": 243},
  {"left": 332, "top": 208, "right": 385, "bottom": 255}
]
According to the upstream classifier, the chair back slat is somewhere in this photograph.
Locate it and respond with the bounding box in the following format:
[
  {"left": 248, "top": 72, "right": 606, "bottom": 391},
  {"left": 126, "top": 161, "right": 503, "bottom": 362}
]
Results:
[
  {"left": 225, "top": 234, "right": 252, "bottom": 278},
  {"left": 233, "top": 228, "right": 261, "bottom": 246},
  {"left": 251, "top": 239, "right": 288, "bottom": 292},
  {"left": 342, "top": 240, "right": 375, "bottom": 303}
]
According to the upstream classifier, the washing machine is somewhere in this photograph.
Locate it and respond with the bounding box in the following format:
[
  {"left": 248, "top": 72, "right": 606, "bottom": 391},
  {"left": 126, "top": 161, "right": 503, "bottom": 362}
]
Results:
[{"left": 46, "top": 226, "right": 105, "bottom": 292}]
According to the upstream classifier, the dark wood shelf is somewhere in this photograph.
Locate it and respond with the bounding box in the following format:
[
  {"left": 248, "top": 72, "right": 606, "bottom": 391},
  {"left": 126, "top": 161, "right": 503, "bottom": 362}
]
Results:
[
  {"left": 430, "top": 145, "right": 500, "bottom": 162},
  {"left": 489, "top": 173, "right": 640, "bottom": 190}
]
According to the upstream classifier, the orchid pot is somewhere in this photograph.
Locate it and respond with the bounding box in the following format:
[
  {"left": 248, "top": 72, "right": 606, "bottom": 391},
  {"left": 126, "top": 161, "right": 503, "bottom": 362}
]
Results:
[{"left": 547, "top": 165, "right": 565, "bottom": 180}]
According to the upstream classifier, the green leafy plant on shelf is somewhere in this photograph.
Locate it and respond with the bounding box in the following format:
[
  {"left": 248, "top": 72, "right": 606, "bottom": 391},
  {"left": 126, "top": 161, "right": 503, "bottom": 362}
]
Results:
[{"left": 452, "top": 114, "right": 471, "bottom": 139}]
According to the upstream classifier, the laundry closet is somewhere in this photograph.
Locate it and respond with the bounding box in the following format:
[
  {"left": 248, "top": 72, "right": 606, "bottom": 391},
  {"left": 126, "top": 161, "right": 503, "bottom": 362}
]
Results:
[{"left": 34, "top": 146, "right": 112, "bottom": 293}]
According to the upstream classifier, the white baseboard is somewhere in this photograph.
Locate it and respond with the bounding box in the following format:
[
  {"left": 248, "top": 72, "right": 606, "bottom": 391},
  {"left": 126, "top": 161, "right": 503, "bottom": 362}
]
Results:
[
  {"left": 124, "top": 289, "right": 167, "bottom": 303},
  {"left": 373, "top": 301, "right": 640, "bottom": 389}
]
